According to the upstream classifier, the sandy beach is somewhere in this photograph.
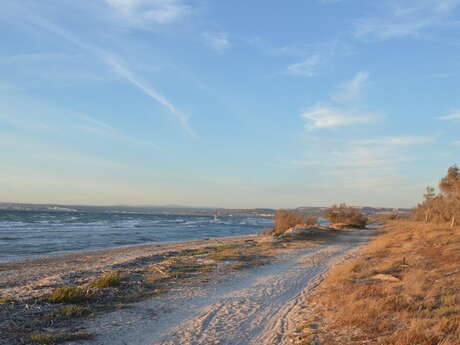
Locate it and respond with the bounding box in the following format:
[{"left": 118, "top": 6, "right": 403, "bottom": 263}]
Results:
[{"left": 0, "top": 228, "right": 372, "bottom": 345}]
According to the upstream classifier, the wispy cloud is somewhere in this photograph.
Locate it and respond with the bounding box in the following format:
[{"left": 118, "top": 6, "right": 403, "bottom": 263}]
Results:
[
  {"left": 77, "top": 114, "right": 160, "bottom": 149},
  {"left": 356, "top": 136, "right": 434, "bottom": 146},
  {"left": 301, "top": 104, "right": 377, "bottom": 130},
  {"left": 104, "top": 0, "right": 191, "bottom": 28},
  {"left": 22, "top": 10, "right": 196, "bottom": 137},
  {"left": 354, "top": 0, "right": 460, "bottom": 41},
  {"left": 301, "top": 72, "right": 377, "bottom": 130},
  {"left": 105, "top": 55, "right": 197, "bottom": 137},
  {"left": 332, "top": 146, "right": 405, "bottom": 168},
  {"left": 332, "top": 71, "right": 369, "bottom": 103},
  {"left": 293, "top": 135, "right": 432, "bottom": 170},
  {"left": 438, "top": 111, "right": 460, "bottom": 121},
  {"left": 0, "top": 108, "right": 160, "bottom": 150},
  {"left": 332, "top": 135, "right": 433, "bottom": 168},
  {"left": 0, "top": 53, "right": 73, "bottom": 64},
  {"left": 287, "top": 55, "right": 320, "bottom": 76},
  {"left": 202, "top": 32, "right": 231, "bottom": 53}
]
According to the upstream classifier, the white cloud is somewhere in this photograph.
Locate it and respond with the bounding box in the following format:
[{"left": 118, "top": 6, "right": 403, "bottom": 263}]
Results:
[
  {"left": 437, "top": 0, "right": 460, "bottom": 12},
  {"left": 438, "top": 111, "right": 460, "bottom": 121},
  {"left": 23, "top": 12, "right": 196, "bottom": 137},
  {"left": 287, "top": 55, "right": 320, "bottom": 76},
  {"left": 356, "top": 136, "right": 434, "bottom": 146},
  {"left": 332, "top": 71, "right": 369, "bottom": 103},
  {"left": 354, "top": 0, "right": 460, "bottom": 41},
  {"left": 301, "top": 104, "right": 376, "bottom": 130},
  {"left": 104, "top": 0, "right": 190, "bottom": 27},
  {"left": 202, "top": 32, "right": 231, "bottom": 52},
  {"left": 104, "top": 55, "right": 197, "bottom": 137},
  {"left": 333, "top": 146, "right": 404, "bottom": 168}
]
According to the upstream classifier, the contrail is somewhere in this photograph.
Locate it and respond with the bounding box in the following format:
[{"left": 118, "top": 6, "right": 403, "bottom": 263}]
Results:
[
  {"left": 20, "top": 7, "right": 197, "bottom": 138},
  {"left": 104, "top": 55, "right": 197, "bottom": 137}
]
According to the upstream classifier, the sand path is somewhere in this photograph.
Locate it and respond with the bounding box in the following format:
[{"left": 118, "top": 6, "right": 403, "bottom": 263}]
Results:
[{"left": 67, "top": 231, "right": 369, "bottom": 345}]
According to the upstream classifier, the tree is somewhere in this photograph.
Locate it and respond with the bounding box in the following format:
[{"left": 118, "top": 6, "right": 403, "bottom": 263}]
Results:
[{"left": 412, "top": 165, "right": 460, "bottom": 228}]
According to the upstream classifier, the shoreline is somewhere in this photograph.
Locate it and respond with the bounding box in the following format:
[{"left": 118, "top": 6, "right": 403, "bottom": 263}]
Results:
[
  {"left": 0, "top": 234, "right": 261, "bottom": 299},
  {"left": 0, "top": 228, "right": 371, "bottom": 345}
]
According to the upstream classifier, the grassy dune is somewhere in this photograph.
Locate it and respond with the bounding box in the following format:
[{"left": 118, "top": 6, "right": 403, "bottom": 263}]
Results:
[{"left": 296, "top": 220, "right": 460, "bottom": 345}]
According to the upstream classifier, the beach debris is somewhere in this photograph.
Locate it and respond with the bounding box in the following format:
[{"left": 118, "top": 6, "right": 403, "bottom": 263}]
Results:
[{"left": 371, "top": 273, "right": 400, "bottom": 282}]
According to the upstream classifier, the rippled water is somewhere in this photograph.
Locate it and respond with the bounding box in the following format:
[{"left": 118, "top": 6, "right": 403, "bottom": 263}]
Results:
[{"left": 0, "top": 210, "right": 273, "bottom": 262}]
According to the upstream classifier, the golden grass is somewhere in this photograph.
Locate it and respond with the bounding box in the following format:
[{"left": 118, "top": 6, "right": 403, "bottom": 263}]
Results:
[
  {"left": 54, "top": 305, "right": 91, "bottom": 318},
  {"left": 91, "top": 271, "right": 123, "bottom": 288},
  {"left": 30, "top": 331, "right": 91, "bottom": 344},
  {"left": 300, "top": 220, "right": 460, "bottom": 345},
  {"left": 48, "top": 286, "right": 89, "bottom": 304}
]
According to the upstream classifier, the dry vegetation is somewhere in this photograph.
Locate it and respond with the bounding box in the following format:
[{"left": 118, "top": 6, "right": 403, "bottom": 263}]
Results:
[
  {"left": 413, "top": 165, "right": 460, "bottom": 226},
  {"left": 293, "top": 167, "right": 460, "bottom": 345},
  {"left": 295, "top": 221, "right": 460, "bottom": 345},
  {"left": 273, "top": 209, "right": 318, "bottom": 235},
  {"left": 323, "top": 204, "right": 368, "bottom": 229}
]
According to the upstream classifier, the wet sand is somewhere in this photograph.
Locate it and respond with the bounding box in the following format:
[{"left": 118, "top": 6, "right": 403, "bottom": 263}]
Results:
[{"left": 0, "top": 235, "right": 259, "bottom": 300}]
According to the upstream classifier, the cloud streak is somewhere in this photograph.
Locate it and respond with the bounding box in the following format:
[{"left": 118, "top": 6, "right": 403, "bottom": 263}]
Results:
[
  {"left": 202, "top": 32, "right": 231, "bottom": 52},
  {"left": 438, "top": 111, "right": 460, "bottom": 121},
  {"left": 300, "top": 72, "right": 376, "bottom": 131},
  {"left": 287, "top": 55, "right": 320, "bottom": 76},
  {"left": 354, "top": 0, "right": 460, "bottom": 41},
  {"left": 332, "top": 71, "right": 369, "bottom": 103},
  {"left": 22, "top": 9, "right": 196, "bottom": 137},
  {"left": 104, "top": 56, "right": 197, "bottom": 137},
  {"left": 104, "top": 0, "right": 191, "bottom": 28},
  {"left": 302, "top": 104, "right": 377, "bottom": 130}
]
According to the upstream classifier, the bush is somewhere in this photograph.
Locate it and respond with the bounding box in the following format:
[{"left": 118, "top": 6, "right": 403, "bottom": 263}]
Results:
[
  {"left": 55, "top": 305, "right": 90, "bottom": 318},
  {"left": 273, "top": 209, "right": 303, "bottom": 234},
  {"left": 92, "top": 272, "right": 122, "bottom": 288},
  {"left": 324, "top": 204, "right": 367, "bottom": 228},
  {"left": 304, "top": 215, "right": 318, "bottom": 226},
  {"left": 48, "top": 286, "right": 88, "bottom": 304}
]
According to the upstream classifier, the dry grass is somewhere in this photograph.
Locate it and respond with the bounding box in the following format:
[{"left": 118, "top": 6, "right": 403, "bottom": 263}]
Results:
[
  {"left": 30, "top": 331, "right": 91, "bottom": 344},
  {"left": 47, "top": 286, "right": 89, "bottom": 304},
  {"left": 91, "top": 271, "right": 123, "bottom": 288},
  {"left": 298, "top": 220, "right": 460, "bottom": 345},
  {"left": 54, "top": 305, "right": 91, "bottom": 318}
]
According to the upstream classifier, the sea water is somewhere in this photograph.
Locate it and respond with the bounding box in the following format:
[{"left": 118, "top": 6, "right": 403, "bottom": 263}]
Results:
[{"left": 0, "top": 210, "right": 273, "bottom": 262}]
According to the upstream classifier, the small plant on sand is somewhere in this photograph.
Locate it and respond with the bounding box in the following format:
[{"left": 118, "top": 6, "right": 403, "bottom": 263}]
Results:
[
  {"left": 48, "top": 286, "right": 88, "bottom": 304},
  {"left": 55, "top": 305, "right": 91, "bottom": 318},
  {"left": 30, "top": 331, "right": 92, "bottom": 345},
  {"left": 92, "top": 271, "right": 122, "bottom": 288},
  {"left": 178, "top": 248, "right": 212, "bottom": 256},
  {"left": 0, "top": 296, "right": 14, "bottom": 304}
]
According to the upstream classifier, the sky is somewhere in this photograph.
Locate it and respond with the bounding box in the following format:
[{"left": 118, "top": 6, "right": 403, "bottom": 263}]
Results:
[{"left": 1, "top": 0, "right": 460, "bottom": 209}]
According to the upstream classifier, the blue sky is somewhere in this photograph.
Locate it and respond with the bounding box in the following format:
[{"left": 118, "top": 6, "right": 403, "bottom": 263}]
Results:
[{"left": 1, "top": 0, "right": 460, "bottom": 208}]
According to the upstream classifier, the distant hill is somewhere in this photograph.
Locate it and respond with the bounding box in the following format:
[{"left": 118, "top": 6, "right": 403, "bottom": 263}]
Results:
[{"left": 0, "top": 202, "right": 409, "bottom": 217}]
